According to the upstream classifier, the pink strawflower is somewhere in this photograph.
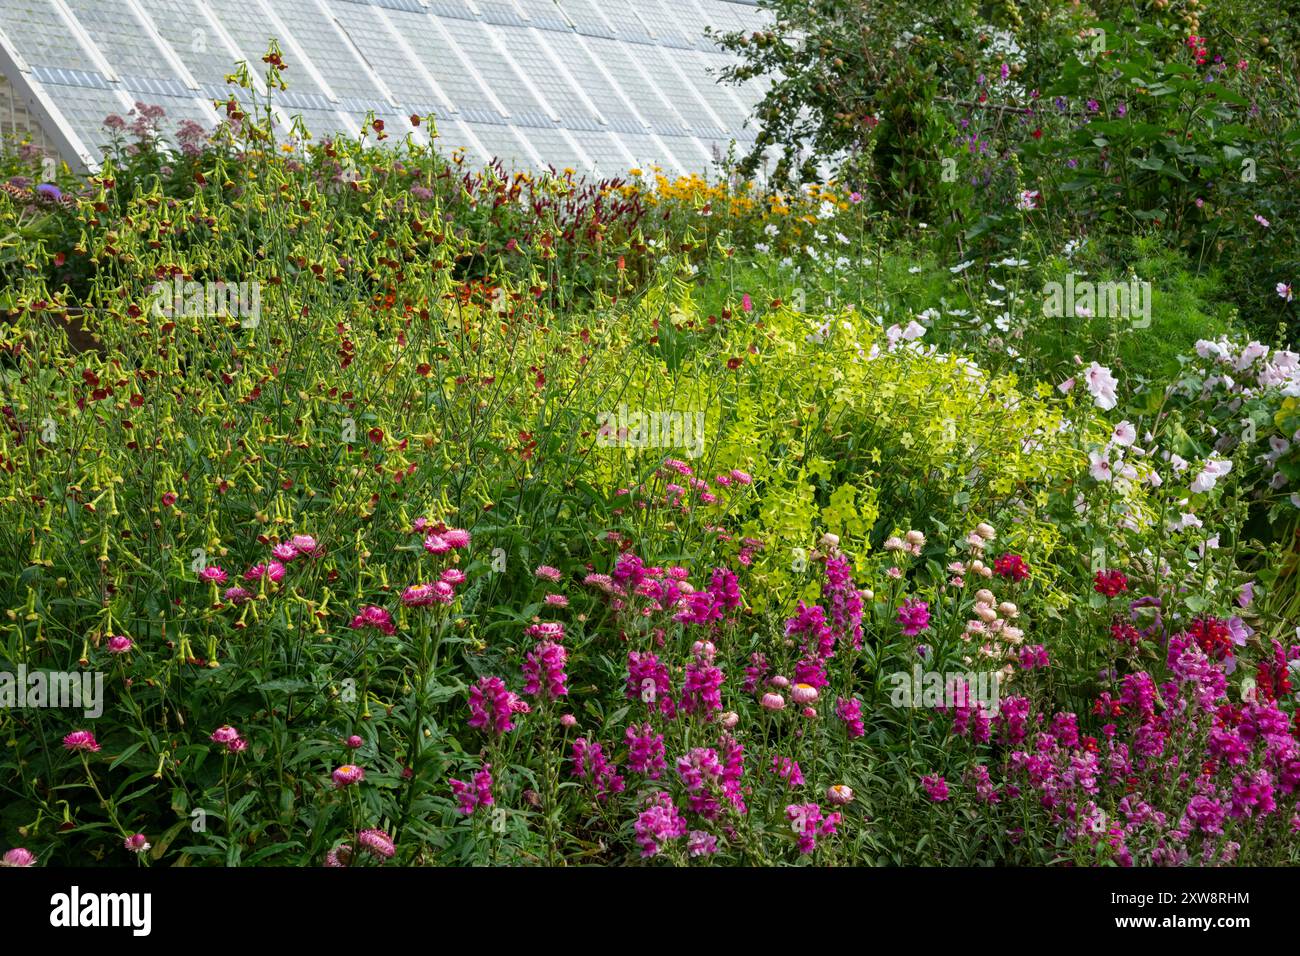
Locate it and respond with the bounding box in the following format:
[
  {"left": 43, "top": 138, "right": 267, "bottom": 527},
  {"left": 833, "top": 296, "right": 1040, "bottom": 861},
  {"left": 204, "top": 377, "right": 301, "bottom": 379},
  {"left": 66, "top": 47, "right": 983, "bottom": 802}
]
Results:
[
  {"left": 210, "top": 725, "right": 246, "bottom": 752},
  {"left": 535, "top": 565, "right": 562, "bottom": 582},
  {"left": 124, "top": 833, "right": 150, "bottom": 854},
  {"left": 0, "top": 848, "right": 35, "bottom": 867},
  {"left": 107, "top": 635, "right": 133, "bottom": 654},
  {"left": 349, "top": 605, "right": 395, "bottom": 634},
  {"left": 324, "top": 844, "right": 353, "bottom": 867},
  {"left": 198, "top": 566, "right": 228, "bottom": 584},
  {"left": 244, "top": 561, "right": 286, "bottom": 583},
  {"left": 401, "top": 583, "right": 437, "bottom": 606},
  {"left": 222, "top": 586, "right": 251, "bottom": 604},
  {"left": 525, "top": 621, "right": 565, "bottom": 642},
  {"left": 442, "top": 528, "right": 471, "bottom": 548},
  {"left": 826, "top": 784, "right": 854, "bottom": 806},
  {"left": 544, "top": 593, "right": 569, "bottom": 607},
  {"left": 290, "top": 534, "right": 320, "bottom": 556},
  {"left": 332, "top": 764, "right": 365, "bottom": 788},
  {"left": 356, "top": 828, "right": 395, "bottom": 858},
  {"left": 62, "top": 730, "right": 100, "bottom": 753},
  {"left": 761, "top": 692, "right": 786, "bottom": 712},
  {"left": 440, "top": 568, "right": 466, "bottom": 586},
  {"left": 791, "top": 683, "right": 819, "bottom": 705}
]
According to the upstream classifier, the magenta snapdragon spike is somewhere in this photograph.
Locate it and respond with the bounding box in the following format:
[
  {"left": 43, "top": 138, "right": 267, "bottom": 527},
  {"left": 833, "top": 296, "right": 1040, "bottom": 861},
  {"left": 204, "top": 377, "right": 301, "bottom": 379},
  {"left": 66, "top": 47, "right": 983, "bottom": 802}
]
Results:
[
  {"left": 718, "top": 732, "right": 747, "bottom": 813},
  {"left": 468, "top": 675, "right": 528, "bottom": 735},
  {"left": 786, "top": 802, "right": 839, "bottom": 853},
  {"left": 785, "top": 601, "right": 835, "bottom": 659},
  {"left": 897, "top": 598, "right": 931, "bottom": 636},
  {"left": 771, "top": 754, "right": 804, "bottom": 787},
  {"left": 634, "top": 793, "right": 687, "bottom": 858},
  {"left": 835, "top": 696, "right": 865, "bottom": 738},
  {"left": 681, "top": 657, "right": 725, "bottom": 715},
  {"left": 688, "top": 830, "right": 719, "bottom": 856},
  {"left": 449, "top": 764, "right": 493, "bottom": 816},
  {"left": 676, "top": 747, "right": 725, "bottom": 818},
  {"left": 823, "top": 554, "right": 863, "bottom": 650},
  {"left": 522, "top": 640, "right": 568, "bottom": 699},
  {"left": 571, "top": 739, "right": 624, "bottom": 800},
  {"left": 921, "top": 774, "right": 949, "bottom": 801},
  {"left": 625, "top": 723, "right": 667, "bottom": 779},
  {"left": 626, "top": 650, "right": 675, "bottom": 717}
]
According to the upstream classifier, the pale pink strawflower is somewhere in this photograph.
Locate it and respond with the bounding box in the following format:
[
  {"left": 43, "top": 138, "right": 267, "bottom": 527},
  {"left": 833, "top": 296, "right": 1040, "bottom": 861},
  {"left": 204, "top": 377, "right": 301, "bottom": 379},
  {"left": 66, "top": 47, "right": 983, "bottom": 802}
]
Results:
[
  {"left": 826, "top": 784, "right": 854, "bottom": 806},
  {"left": 769, "top": 675, "right": 790, "bottom": 689},
  {"left": 791, "top": 683, "right": 819, "bottom": 705},
  {"left": 401, "top": 583, "right": 437, "bottom": 606},
  {"left": 535, "top": 565, "right": 562, "bottom": 582},
  {"left": 440, "top": 568, "right": 466, "bottom": 586},
  {"left": 761, "top": 692, "right": 786, "bottom": 712},
  {"left": 544, "top": 593, "right": 569, "bottom": 607},
  {"left": 290, "top": 534, "right": 320, "bottom": 556},
  {"left": 560, "top": 714, "right": 578, "bottom": 728},
  {"left": 333, "top": 764, "right": 365, "bottom": 788},
  {"left": 62, "top": 730, "right": 100, "bottom": 753},
  {"left": 0, "top": 848, "right": 35, "bottom": 867},
  {"left": 271, "top": 542, "right": 298, "bottom": 562}
]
